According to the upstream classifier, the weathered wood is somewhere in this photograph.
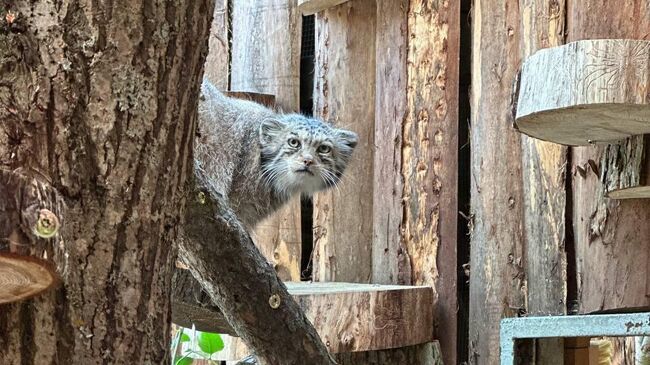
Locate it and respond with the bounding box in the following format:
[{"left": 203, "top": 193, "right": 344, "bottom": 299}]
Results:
[
  {"left": 516, "top": 39, "right": 650, "bottom": 146},
  {"left": 0, "top": 1, "right": 214, "bottom": 362},
  {"left": 204, "top": 0, "right": 230, "bottom": 89},
  {"left": 231, "top": 0, "right": 303, "bottom": 281},
  {"left": 223, "top": 92, "right": 275, "bottom": 107},
  {"left": 519, "top": 1, "right": 567, "bottom": 364},
  {"left": 606, "top": 135, "right": 650, "bottom": 199},
  {"left": 298, "top": 0, "right": 350, "bottom": 15},
  {"left": 312, "top": 0, "right": 376, "bottom": 283},
  {"left": 0, "top": 170, "right": 64, "bottom": 304},
  {"left": 181, "top": 281, "right": 434, "bottom": 359},
  {"left": 178, "top": 171, "right": 335, "bottom": 365},
  {"left": 568, "top": 0, "right": 650, "bottom": 315},
  {"left": 469, "top": 0, "right": 527, "bottom": 364}
]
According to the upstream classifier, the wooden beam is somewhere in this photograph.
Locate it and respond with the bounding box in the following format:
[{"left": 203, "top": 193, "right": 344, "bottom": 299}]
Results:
[
  {"left": 174, "top": 281, "right": 434, "bottom": 358},
  {"left": 516, "top": 39, "right": 650, "bottom": 146},
  {"left": 519, "top": 1, "right": 567, "bottom": 364},
  {"left": 230, "top": 0, "right": 303, "bottom": 281},
  {"left": 298, "top": 0, "right": 351, "bottom": 15},
  {"left": 568, "top": 0, "right": 650, "bottom": 315},
  {"left": 312, "top": 0, "right": 376, "bottom": 283}
]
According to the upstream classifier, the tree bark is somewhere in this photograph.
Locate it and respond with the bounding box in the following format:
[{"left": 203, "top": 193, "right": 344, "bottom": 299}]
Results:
[
  {"left": 0, "top": 1, "right": 214, "bottom": 363},
  {"left": 177, "top": 169, "right": 335, "bottom": 365}
]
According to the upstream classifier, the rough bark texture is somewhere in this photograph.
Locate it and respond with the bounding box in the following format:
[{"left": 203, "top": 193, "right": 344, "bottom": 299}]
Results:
[
  {"left": 469, "top": 1, "right": 527, "bottom": 364},
  {"left": 0, "top": 1, "right": 214, "bottom": 363},
  {"left": 231, "top": 0, "right": 303, "bottom": 281},
  {"left": 312, "top": 0, "right": 376, "bottom": 284},
  {"left": 518, "top": 1, "right": 567, "bottom": 364},
  {"left": 178, "top": 170, "right": 335, "bottom": 365},
  {"left": 568, "top": 0, "right": 650, "bottom": 314}
]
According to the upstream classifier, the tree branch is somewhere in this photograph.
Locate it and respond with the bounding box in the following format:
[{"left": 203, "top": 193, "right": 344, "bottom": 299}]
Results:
[{"left": 176, "top": 167, "right": 336, "bottom": 365}]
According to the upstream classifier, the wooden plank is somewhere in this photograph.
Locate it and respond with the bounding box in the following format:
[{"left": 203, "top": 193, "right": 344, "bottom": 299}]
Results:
[
  {"left": 230, "top": 0, "right": 303, "bottom": 281},
  {"left": 468, "top": 0, "right": 528, "bottom": 364},
  {"left": 298, "top": 0, "right": 350, "bottom": 15},
  {"left": 567, "top": 0, "right": 650, "bottom": 315},
  {"left": 203, "top": 0, "right": 230, "bottom": 89},
  {"left": 312, "top": 0, "right": 376, "bottom": 283},
  {"left": 516, "top": 40, "right": 650, "bottom": 146},
  {"left": 369, "top": 1, "right": 458, "bottom": 363},
  {"left": 179, "top": 282, "right": 435, "bottom": 358},
  {"left": 519, "top": 1, "right": 567, "bottom": 364}
]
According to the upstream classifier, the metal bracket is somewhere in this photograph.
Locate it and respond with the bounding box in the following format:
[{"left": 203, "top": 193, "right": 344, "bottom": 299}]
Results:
[{"left": 500, "top": 312, "right": 650, "bottom": 364}]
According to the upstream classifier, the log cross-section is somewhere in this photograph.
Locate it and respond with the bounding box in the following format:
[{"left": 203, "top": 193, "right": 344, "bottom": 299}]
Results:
[
  {"left": 516, "top": 39, "right": 650, "bottom": 146},
  {"left": 0, "top": 169, "right": 64, "bottom": 304},
  {"left": 298, "top": 0, "right": 351, "bottom": 15}
]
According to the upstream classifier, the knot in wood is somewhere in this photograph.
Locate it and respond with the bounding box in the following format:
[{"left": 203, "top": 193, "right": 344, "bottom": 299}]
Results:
[
  {"left": 197, "top": 191, "right": 206, "bottom": 205},
  {"left": 33, "top": 209, "right": 59, "bottom": 239},
  {"left": 268, "top": 294, "right": 281, "bottom": 309}
]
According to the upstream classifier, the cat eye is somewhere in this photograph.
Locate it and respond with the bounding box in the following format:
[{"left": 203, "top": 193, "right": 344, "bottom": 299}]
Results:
[
  {"left": 317, "top": 145, "right": 332, "bottom": 154},
  {"left": 287, "top": 138, "right": 301, "bottom": 148}
]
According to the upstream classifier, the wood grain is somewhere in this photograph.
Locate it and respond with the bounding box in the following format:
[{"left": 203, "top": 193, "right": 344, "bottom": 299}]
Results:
[
  {"left": 468, "top": 1, "right": 527, "bottom": 364},
  {"left": 519, "top": 1, "right": 568, "bottom": 364},
  {"left": 178, "top": 281, "right": 435, "bottom": 358},
  {"left": 230, "top": 0, "right": 303, "bottom": 281},
  {"left": 516, "top": 40, "right": 650, "bottom": 146},
  {"left": 568, "top": 0, "right": 650, "bottom": 315},
  {"left": 203, "top": 0, "right": 230, "bottom": 89},
  {"left": 312, "top": 0, "right": 376, "bottom": 283}
]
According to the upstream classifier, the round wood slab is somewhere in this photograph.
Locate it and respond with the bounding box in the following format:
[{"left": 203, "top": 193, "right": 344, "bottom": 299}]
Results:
[
  {"left": 0, "top": 254, "right": 57, "bottom": 304},
  {"left": 515, "top": 39, "right": 650, "bottom": 146},
  {"left": 606, "top": 186, "right": 650, "bottom": 199}
]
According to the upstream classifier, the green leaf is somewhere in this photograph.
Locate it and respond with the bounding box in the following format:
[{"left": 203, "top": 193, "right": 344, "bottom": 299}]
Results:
[
  {"left": 180, "top": 333, "right": 191, "bottom": 343},
  {"left": 174, "top": 356, "right": 193, "bottom": 365},
  {"left": 197, "top": 332, "right": 224, "bottom": 354}
]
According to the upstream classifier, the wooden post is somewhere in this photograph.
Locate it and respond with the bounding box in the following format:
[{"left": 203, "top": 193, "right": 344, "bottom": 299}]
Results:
[
  {"left": 373, "top": 1, "right": 460, "bottom": 364},
  {"left": 204, "top": 0, "right": 230, "bottom": 89},
  {"left": 312, "top": 0, "right": 376, "bottom": 283},
  {"left": 230, "top": 0, "right": 303, "bottom": 281},
  {"left": 567, "top": 0, "right": 650, "bottom": 315},
  {"left": 519, "top": 1, "right": 567, "bottom": 364},
  {"left": 468, "top": 1, "right": 528, "bottom": 364}
]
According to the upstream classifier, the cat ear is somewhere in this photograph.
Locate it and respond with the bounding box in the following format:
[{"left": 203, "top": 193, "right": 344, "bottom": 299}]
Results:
[
  {"left": 259, "top": 118, "right": 285, "bottom": 144},
  {"left": 336, "top": 129, "right": 358, "bottom": 150}
]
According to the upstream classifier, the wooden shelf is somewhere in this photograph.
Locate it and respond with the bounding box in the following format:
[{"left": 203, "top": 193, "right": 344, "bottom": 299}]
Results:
[
  {"left": 606, "top": 186, "right": 650, "bottom": 199},
  {"left": 0, "top": 254, "right": 57, "bottom": 304},
  {"left": 298, "top": 0, "right": 350, "bottom": 15},
  {"left": 172, "top": 281, "right": 434, "bottom": 356},
  {"left": 515, "top": 39, "right": 650, "bottom": 146}
]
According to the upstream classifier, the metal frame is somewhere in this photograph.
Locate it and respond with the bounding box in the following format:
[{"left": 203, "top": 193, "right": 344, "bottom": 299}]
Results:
[{"left": 500, "top": 312, "right": 650, "bottom": 364}]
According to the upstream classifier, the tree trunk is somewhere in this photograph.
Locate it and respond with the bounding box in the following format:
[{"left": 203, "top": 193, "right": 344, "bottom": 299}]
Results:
[{"left": 0, "top": 1, "right": 214, "bottom": 363}]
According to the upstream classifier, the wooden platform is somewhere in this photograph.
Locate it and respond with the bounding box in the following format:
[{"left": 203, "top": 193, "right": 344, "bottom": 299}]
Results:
[
  {"left": 606, "top": 186, "right": 650, "bottom": 199},
  {"left": 515, "top": 39, "right": 650, "bottom": 146},
  {"left": 298, "top": 0, "right": 350, "bottom": 15},
  {"left": 172, "top": 281, "right": 434, "bottom": 357}
]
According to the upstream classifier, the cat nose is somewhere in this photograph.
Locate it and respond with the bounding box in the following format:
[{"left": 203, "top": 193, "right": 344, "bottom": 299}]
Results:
[{"left": 303, "top": 155, "right": 314, "bottom": 166}]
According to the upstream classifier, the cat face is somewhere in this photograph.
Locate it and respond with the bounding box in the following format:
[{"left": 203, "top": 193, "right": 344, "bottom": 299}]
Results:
[{"left": 259, "top": 114, "right": 358, "bottom": 197}]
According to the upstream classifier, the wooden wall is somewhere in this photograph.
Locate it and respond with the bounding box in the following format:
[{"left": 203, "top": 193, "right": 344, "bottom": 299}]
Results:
[
  {"left": 312, "top": 1, "right": 459, "bottom": 364},
  {"left": 469, "top": 0, "right": 650, "bottom": 364}
]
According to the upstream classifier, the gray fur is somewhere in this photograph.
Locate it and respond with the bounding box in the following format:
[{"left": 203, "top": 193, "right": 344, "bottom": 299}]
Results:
[{"left": 196, "top": 79, "right": 358, "bottom": 230}]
